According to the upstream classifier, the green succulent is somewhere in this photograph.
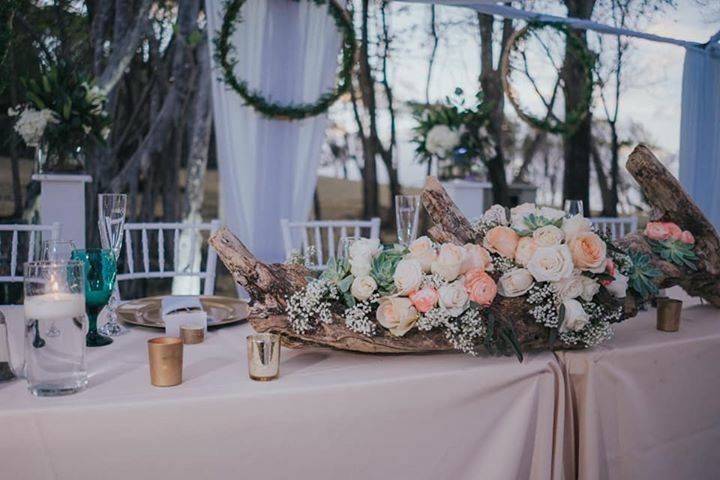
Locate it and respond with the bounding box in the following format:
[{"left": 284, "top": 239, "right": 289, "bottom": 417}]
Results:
[
  {"left": 626, "top": 251, "right": 661, "bottom": 299},
  {"left": 320, "top": 257, "right": 355, "bottom": 307},
  {"left": 647, "top": 239, "right": 698, "bottom": 271},
  {"left": 514, "top": 214, "right": 563, "bottom": 236},
  {"left": 370, "top": 249, "right": 404, "bottom": 296}
]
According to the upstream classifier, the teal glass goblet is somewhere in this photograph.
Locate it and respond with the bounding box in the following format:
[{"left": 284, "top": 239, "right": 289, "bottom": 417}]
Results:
[{"left": 71, "top": 249, "right": 117, "bottom": 347}]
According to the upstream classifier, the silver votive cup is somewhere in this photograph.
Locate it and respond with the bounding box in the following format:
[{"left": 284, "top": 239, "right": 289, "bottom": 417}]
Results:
[
  {"left": 247, "top": 333, "right": 280, "bottom": 381},
  {"left": 657, "top": 298, "right": 682, "bottom": 332}
]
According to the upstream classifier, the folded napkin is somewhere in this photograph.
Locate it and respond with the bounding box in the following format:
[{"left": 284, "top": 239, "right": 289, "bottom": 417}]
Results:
[{"left": 161, "top": 296, "right": 207, "bottom": 337}]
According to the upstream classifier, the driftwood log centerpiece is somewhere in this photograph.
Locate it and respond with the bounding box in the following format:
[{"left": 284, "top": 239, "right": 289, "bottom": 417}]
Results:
[{"left": 210, "top": 145, "right": 720, "bottom": 355}]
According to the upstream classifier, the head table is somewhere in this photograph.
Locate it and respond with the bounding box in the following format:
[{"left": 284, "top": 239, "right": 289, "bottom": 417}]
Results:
[
  {"left": 2, "top": 288, "right": 719, "bottom": 480},
  {"left": 0, "top": 305, "right": 567, "bottom": 480}
]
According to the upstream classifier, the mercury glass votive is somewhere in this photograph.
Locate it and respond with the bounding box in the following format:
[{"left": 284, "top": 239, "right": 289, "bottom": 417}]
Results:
[
  {"left": 657, "top": 299, "right": 682, "bottom": 332},
  {"left": 148, "top": 337, "right": 183, "bottom": 387},
  {"left": 247, "top": 333, "right": 280, "bottom": 381}
]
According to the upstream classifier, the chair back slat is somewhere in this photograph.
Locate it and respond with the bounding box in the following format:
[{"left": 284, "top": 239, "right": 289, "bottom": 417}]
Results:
[
  {"left": 117, "top": 220, "right": 220, "bottom": 297},
  {"left": 590, "top": 216, "right": 639, "bottom": 240},
  {"left": 280, "top": 218, "right": 382, "bottom": 271},
  {"left": 0, "top": 223, "right": 62, "bottom": 283}
]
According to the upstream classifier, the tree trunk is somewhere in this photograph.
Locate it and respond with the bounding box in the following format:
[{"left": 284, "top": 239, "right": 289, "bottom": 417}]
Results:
[
  {"left": 562, "top": 0, "right": 596, "bottom": 216},
  {"left": 8, "top": 43, "right": 22, "bottom": 218},
  {"left": 608, "top": 124, "right": 620, "bottom": 216},
  {"left": 478, "top": 14, "right": 511, "bottom": 206},
  {"left": 591, "top": 140, "right": 614, "bottom": 216}
]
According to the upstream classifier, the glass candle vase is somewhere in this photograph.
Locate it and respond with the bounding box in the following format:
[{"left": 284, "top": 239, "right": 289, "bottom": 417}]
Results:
[{"left": 23, "top": 261, "right": 88, "bottom": 396}]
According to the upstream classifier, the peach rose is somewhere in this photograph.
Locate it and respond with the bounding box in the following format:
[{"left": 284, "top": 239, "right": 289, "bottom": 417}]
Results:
[
  {"left": 601, "top": 259, "right": 616, "bottom": 286},
  {"left": 409, "top": 287, "right": 439, "bottom": 313},
  {"left": 464, "top": 268, "right": 497, "bottom": 306},
  {"left": 680, "top": 230, "right": 695, "bottom": 244},
  {"left": 376, "top": 297, "right": 419, "bottom": 337},
  {"left": 514, "top": 237, "right": 537, "bottom": 267},
  {"left": 664, "top": 222, "right": 683, "bottom": 240},
  {"left": 569, "top": 232, "right": 607, "bottom": 273},
  {"left": 408, "top": 236, "right": 437, "bottom": 272},
  {"left": 644, "top": 222, "right": 671, "bottom": 241},
  {"left": 431, "top": 243, "right": 466, "bottom": 282},
  {"left": 483, "top": 226, "right": 519, "bottom": 259},
  {"left": 461, "top": 244, "right": 493, "bottom": 274}
]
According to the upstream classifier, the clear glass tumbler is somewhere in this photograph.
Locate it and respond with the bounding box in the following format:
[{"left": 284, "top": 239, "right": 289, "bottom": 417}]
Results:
[
  {"left": 23, "top": 261, "right": 88, "bottom": 396},
  {"left": 395, "top": 194, "right": 421, "bottom": 247}
]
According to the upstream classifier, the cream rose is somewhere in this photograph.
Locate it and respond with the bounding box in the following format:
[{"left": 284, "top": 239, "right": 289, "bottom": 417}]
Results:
[
  {"left": 538, "top": 206, "right": 565, "bottom": 221},
  {"left": 348, "top": 238, "right": 381, "bottom": 262},
  {"left": 514, "top": 237, "right": 537, "bottom": 267},
  {"left": 481, "top": 204, "right": 508, "bottom": 226},
  {"left": 438, "top": 281, "right": 470, "bottom": 316},
  {"left": 376, "top": 297, "right": 419, "bottom": 337},
  {"left": 425, "top": 125, "right": 461, "bottom": 157},
  {"left": 483, "top": 226, "right": 519, "bottom": 259},
  {"left": 408, "top": 236, "right": 437, "bottom": 272},
  {"left": 569, "top": 232, "right": 607, "bottom": 273},
  {"left": 552, "top": 275, "right": 585, "bottom": 301},
  {"left": 497, "top": 268, "right": 535, "bottom": 297},
  {"left": 349, "top": 257, "right": 372, "bottom": 277},
  {"left": 560, "top": 299, "right": 590, "bottom": 333},
  {"left": 431, "top": 243, "right": 466, "bottom": 282},
  {"left": 527, "top": 245, "right": 574, "bottom": 282},
  {"left": 350, "top": 275, "right": 377, "bottom": 301},
  {"left": 562, "top": 214, "right": 592, "bottom": 241},
  {"left": 533, "top": 225, "right": 565, "bottom": 247},
  {"left": 606, "top": 272, "right": 628, "bottom": 298},
  {"left": 579, "top": 276, "right": 600, "bottom": 302},
  {"left": 461, "top": 244, "right": 493, "bottom": 273},
  {"left": 393, "top": 258, "right": 423, "bottom": 295}
]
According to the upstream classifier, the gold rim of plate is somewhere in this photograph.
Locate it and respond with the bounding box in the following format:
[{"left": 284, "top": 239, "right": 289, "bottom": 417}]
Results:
[{"left": 116, "top": 295, "right": 249, "bottom": 329}]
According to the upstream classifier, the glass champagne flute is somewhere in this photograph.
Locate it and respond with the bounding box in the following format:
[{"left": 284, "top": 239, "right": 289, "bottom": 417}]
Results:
[
  {"left": 564, "top": 199, "right": 585, "bottom": 217},
  {"left": 40, "top": 239, "right": 78, "bottom": 337},
  {"left": 98, "top": 193, "right": 127, "bottom": 336},
  {"left": 71, "top": 249, "right": 117, "bottom": 347},
  {"left": 395, "top": 195, "right": 421, "bottom": 247}
]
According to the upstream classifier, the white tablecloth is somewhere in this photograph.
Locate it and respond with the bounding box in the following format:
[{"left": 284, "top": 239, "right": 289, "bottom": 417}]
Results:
[
  {"left": 557, "top": 290, "right": 720, "bottom": 480},
  {"left": 0, "top": 306, "right": 567, "bottom": 480}
]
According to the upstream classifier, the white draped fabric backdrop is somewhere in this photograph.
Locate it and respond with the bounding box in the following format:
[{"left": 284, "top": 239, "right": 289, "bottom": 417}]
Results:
[{"left": 205, "top": 0, "right": 342, "bottom": 262}]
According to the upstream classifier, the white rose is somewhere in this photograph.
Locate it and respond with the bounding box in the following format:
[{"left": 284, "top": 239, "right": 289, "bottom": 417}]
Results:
[
  {"left": 497, "top": 268, "right": 535, "bottom": 297},
  {"left": 438, "top": 281, "right": 470, "bottom": 317},
  {"left": 431, "top": 243, "right": 466, "bottom": 282},
  {"left": 538, "top": 206, "right": 565, "bottom": 221},
  {"left": 393, "top": 259, "right": 424, "bottom": 295},
  {"left": 408, "top": 236, "right": 437, "bottom": 273},
  {"left": 552, "top": 275, "right": 585, "bottom": 301},
  {"left": 533, "top": 225, "right": 565, "bottom": 247},
  {"left": 579, "top": 276, "right": 600, "bottom": 302},
  {"left": 376, "top": 297, "right": 419, "bottom": 337},
  {"left": 481, "top": 204, "right": 508, "bottom": 226},
  {"left": 349, "top": 257, "right": 372, "bottom": 277},
  {"left": 510, "top": 203, "right": 537, "bottom": 230},
  {"left": 425, "top": 125, "right": 461, "bottom": 157},
  {"left": 348, "top": 238, "right": 381, "bottom": 262},
  {"left": 351, "top": 275, "right": 377, "bottom": 301},
  {"left": 560, "top": 299, "right": 590, "bottom": 333},
  {"left": 606, "top": 273, "right": 628, "bottom": 298},
  {"left": 527, "top": 245, "right": 574, "bottom": 282},
  {"left": 562, "top": 214, "right": 592, "bottom": 241}
]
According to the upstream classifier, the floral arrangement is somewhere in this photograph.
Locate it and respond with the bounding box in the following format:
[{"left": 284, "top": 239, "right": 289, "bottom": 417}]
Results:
[
  {"left": 9, "top": 62, "right": 110, "bottom": 172},
  {"left": 285, "top": 203, "right": 699, "bottom": 360},
  {"left": 411, "top": 89, "right": 496, "bottom": 180}
]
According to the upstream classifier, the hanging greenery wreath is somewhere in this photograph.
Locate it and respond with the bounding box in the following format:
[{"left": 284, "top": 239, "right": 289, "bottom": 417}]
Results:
[
  {"left": 213, "top": 0, "right": 356, "bottom": 121},
  {"left": 500, "top": 22, "right": 596, "bottom": 135}
]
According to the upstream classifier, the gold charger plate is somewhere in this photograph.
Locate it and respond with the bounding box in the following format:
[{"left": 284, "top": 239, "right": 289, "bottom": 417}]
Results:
[{"left": 117, "top": 296, "right": 249, "bottom": 329}]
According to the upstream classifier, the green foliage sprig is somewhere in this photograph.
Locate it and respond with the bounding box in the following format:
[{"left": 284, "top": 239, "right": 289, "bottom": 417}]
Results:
[{"left": 213, "top": 0, "right": 356, "bottom": 120}]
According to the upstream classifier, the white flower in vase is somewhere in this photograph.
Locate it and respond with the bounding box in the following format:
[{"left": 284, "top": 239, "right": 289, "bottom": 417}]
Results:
[
  {"left": 14, "top": 108, "right": 58, "bottom": 147},
  {"left": 425, "top": 125, "right": 461, "bottom": 157}
]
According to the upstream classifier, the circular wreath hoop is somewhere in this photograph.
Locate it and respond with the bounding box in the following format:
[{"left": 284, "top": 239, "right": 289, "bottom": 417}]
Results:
[
  {"left": 500, "top": 22, "right": 596, "bottom": 136},
  {"left": 213, "top": 0, "right": 356, "bottom": 121}
]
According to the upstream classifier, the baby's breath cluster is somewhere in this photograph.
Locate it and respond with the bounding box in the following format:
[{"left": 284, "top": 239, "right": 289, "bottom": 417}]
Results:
[
  {"left": 286, "top": 279, "right": 338, "bottom": 334},
  {"left": 444, "top": 309, "right": 487, "bottom": 356},
  {"left": 343, "top": 294, "right": 380, "bottom": 336},
  {"left": 527, "top": 283, "right": 561, "bottom": 328},
  {"left": 560, "top": 321, "right": 614, "bottom": 348}
]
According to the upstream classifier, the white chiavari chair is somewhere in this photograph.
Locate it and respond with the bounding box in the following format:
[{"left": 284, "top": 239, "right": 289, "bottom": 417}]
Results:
[
  {"left": 590, "top": 216, "right": 639, "bottom": 240},
  {"left": 0, "top": 223, "right": 61, "bottom": 283}
]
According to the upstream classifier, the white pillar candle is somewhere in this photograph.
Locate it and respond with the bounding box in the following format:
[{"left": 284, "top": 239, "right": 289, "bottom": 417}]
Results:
[{"left": 24, "top": 293, "right": 86, "bottom": 321}]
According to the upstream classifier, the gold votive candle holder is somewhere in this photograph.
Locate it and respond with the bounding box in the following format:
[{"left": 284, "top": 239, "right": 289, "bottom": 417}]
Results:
[
  {"left": 247, "top": 333, "right": 280, "bottom": 381},
  {"left": 180, "top": 324, "right": 205, "bottom": 345},
  {"left": 657, "top": 299, "right": 682, "bottom": 332},
  {"left": 148, "top": 337, "right": 183, "bottom": 387}
]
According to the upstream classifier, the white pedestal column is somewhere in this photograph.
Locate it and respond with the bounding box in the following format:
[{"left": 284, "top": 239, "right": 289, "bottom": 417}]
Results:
[{"left": 32, "top": 174, "right": 92, "bottom": 249}]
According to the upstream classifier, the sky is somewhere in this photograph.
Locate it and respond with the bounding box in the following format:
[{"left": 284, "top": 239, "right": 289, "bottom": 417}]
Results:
[{"left": 323, "top": 0, "right": 719, "bottom": 198}]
